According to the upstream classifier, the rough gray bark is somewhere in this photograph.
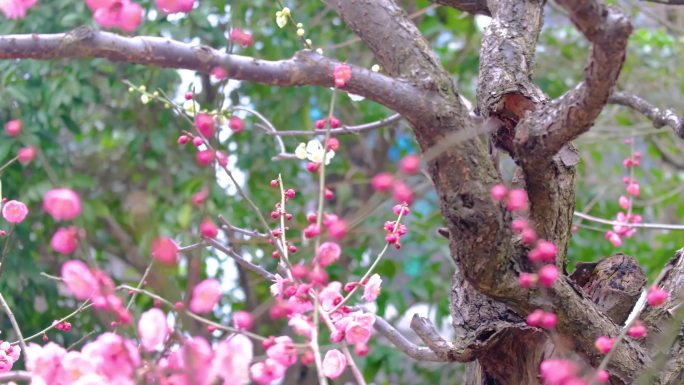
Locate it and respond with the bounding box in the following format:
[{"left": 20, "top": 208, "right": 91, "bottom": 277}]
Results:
[{"left": 2, "top": 1, "right": 684, "bottom": 384}]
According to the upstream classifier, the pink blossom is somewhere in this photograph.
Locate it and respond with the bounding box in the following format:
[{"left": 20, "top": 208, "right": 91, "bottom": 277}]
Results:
[
  {"left": 195, "top": 113, "right": 215, "bottom": 138},
  {"left": 59, "top": 351, "right": 98, "bottom": 383},
  {"left": 43, "top": 188, "right": 82, "bottom": 221},
  {"left": 626, "top": 182, "right": 640, "bottom": 197},
  {"left": 229, "top": 116, "right": 245, "bottom": 133},
  {"left": 17, "top": 146, "right": 36, "bottom": 165},
  {"left": 319, "top": 281, "right": 343, "bottom": 312},
  {"left": 2, "top": 200, "right": 28, "bottom": 223},
  {"left": 81, "top": 332, "right": 140, "bottom": 382},
  {"left": 200, "top": 218, "right": 218, "bottom": 238},
  {"left": 605, "top": 231, "right": 622, "bottom": 247},
  {"left": 491, "top": 184, "right": 507, "bottom": 201},
  {"left": 316, "top": 242, "right": 341, "bottom": 267},
  {"left": 518, "top": 272, "right": 537, "bottom": 288},
  {"left": 303, "top": 223, "right": 321, "bottom": 238},
  {"left": 161, "top": 336, "right": 215, "bottom": 385},
  {"left": 371, "top": 172, "right": 394, "bottom": 192},
  {"left": 333, "top": 64, "right": 352, "bottom": 88},
  {"left": 233, "top": 310, "right": 254, "bottom": 330},
  {"left": 538, "top": 265, "right": 559, "bottom": 287},
  {"left": 211, "top": 66, "right": 227, "bottom": 79},
  {"left": 250, "top": 358, "right": 286, "bottom": 385},
  {"left": 529, "top": 240, "right": 557, "bottom": 263},
  {"left": 594, "top": 336, "right": 615, "bottom": 354},
  {"left": 266, "top": 336, "right": 297, "bottom": 367},
  {"left": 61, "top": 260, "right": 98, "bottom": 300},
  {"left": 392, "top": 181, "right": 414, "bottom": 205},
  {"left": 93, "top": 0, "right": 143, "bottom": 32},
  {"left": 628, "top": 320, "right": 646, "bottom": 339},
  {"left": 647, "top": 286, "right": 668, "bottom": 307},
  {"left": 345, "top": 321, "right": 372, "bottom": 344},
  {"left": 196, "top": 149, "right": 215, "bottom": 166},
  {"left": 327, "top": 219, "right": 348, "bottom": 240},
  {"left": 540, "top": 312, "right": 557, "bottom": 330},
  {"left": 51, "top": 227, "right": 79, "bottom": 254},
  {"left": 596, "top": 370, "right": 610, "bottom": 383},
  {"left": 362, "top": 273, "right": 382, "bottom": 302},
  {"left": 24, "top": 342, "right": 66, "bottom": 384},
  {"left": 506, "top": 189, "right": 528, "bottom": 211},
  {"left": 399, "top": 154, "right": 421, "bottom": 175},
  {"left": 526, "top": 309, "right": 544, "bottom": 327},
  {"left": 156, "top": 0, "right": 193, "bottom": 13},
  {"left": 618, "top": 195, "right": 630, "bottom": 210},
  {"left": 0, "top": 0, "right": 36, "bottom": 19},
  {"left": 192, "top": 186, "right": 209, "bottom": 206},
  {"left": 0, "top": 341, "right": 20, "bottom": 373},
  {"left": 539, "top": 359, "right": 578, "bottom": 385},
  {"left": 522, "top": 228, "right": 537, "bottom": 244},
  {"left": 152, "top": 236, "right": 178, "bottom": 265},
  {"left": 511, "top": 218, "right": 528, "bottom": 232},
  {"left": 212, "top": 334, "right": 253, "bottom": 385},
  {"left": 288, "top": 314, "right": 313, "bottom": 338},
  {"left": 138, "top": 308, "right": 168, "bottom": 351},
  {"left": 322, "top": 349, "right": 347, "bottom": 379},
  {"left": 190, "top": 279, "right": 222, "bottom": 314},
  {"left": 229, "top": 28, "right": 254, "bottom": 47}
]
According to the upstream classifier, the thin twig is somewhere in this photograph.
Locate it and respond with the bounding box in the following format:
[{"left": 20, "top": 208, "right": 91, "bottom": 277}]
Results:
[
  {"left": 0, "top": 292, "right": 27, "bottom": 353},
  {"left": 14, "top": 300, "right": 92, "bottom": 345},
  {"left": 204, "top": 238, "right": 274, "bottom": 280},
  {"left": 573, "top": 212, "right": 684, "bottom": 231},
  {"left": 264, "top": 114, "right": 402, "bottom": 136}
]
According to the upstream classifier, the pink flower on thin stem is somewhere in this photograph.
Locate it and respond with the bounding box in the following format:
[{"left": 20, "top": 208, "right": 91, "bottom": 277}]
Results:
[
  {"left": 61, "top": 260, "right": 99, "bottom": 300},
  {"left": 229, "top": 28, "right": 253, "bottom": 47},
  {"left": 316, "top": 242, "right": 341, "bottom": 267},
  {"left": 17, "top": 146, "right": 36, "bottom": 165},
  {"left": 189, "top": 279, "right": 222, "bottom": 314},
  {"left": 151, "top": 236, "right": 178, "bottom": 265},
  {"left": 2, "top": 200, "right": 28, "bottom": 223},
  {"left": 362, "top": 274, "right": 382, "bottom": 302},
  {"left": 322, "top": 349, "right": 347, "bottom": 379},
  {"left": 595, "top": 336, "right": 615, "bottom": 354},
  {"left": 491, "top": 184, "right": 507, "bottom": 201},
  {"left": 628, "top": 320, "right": 647, "bottom": 339}
]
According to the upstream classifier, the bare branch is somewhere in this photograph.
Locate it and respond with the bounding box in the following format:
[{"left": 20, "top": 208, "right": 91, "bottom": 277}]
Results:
[
  {"left": 609, "top": 92, "right": 684, "bottom": 139},
  {"left": 519, "top": 0, "right": 632, "bottom": 156},
  {"left": 0, "top": 27, "right": 423, "bottom": 119},
  {"left": 204, "top": 238, "right": 274, "bottom": 281},
  {"left": 0, "top": 371, "right": 31, "bottom": 382},
  {"left": 430, "top": 0, "right": 491, "bottom": 15},
  {"left": 410, "top": 314, "right": 476, "bottom": 362},
  {"left": 0, "top": 293, "right": 27, "bottom": 353},
  {"left": 264, "top": 114, "right": 403, "bottom": 137},
  {"left": 574, "top": 211, "right": 684, "bottom": 231},
  {"left": 366, "top": 312, "right": 446, "bottom": 362}
]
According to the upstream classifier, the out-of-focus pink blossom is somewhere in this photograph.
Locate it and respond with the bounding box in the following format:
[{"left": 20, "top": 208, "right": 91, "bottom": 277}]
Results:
[
  {"left": 212, "top": 334, "right": 253, "bottom": 385},
  {"left": 93, "top": 0, "right": 143, "bottom": 32},
  {"left": 190, "top": 279, "right": 222, "bottom": 314},
  {"left": 61, "top": 260, "right": 98, "bottom": 300},
  {"left": 138, "top": 308, "right": 169, "bottom": 351},
  {"left": 250, "top": 358, "right": 286, "bottom": 385},
  {"left": 43, "top": 188, "right": 82, "bottom": 221},
  {"left": 152, "top": 236, "right": 178, "bottom": 265},
  {"left": 156, "top": 0, "right": 193, "bottom": 13},
  {"left": 371, "top": 172, "right": 394, "bottom": 192},
  {"left": 539, "top": 359, "right": 578, "bottom": 385},
  {"left": 0, "top": 0, "right": 37, "bottom": 19},
  {"left": 399, "top": 154, "right": 421, "bottom": 175},
  {"left": 17, "top": 146, "right": 36, "bottom": 165},
  {"left": 316, "top": 242, "right": 341, "bottom": 267},
  {"left": 51, "top": 227, "right": 79, "bottom": 254}
]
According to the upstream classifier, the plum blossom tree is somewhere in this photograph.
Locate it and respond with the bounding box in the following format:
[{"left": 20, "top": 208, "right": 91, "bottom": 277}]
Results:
[{"left": 1, "top": 1, "right": 684, "bottom": 385}]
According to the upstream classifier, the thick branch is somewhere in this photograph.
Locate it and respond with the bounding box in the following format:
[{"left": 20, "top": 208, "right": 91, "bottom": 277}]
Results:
[
  {"left": 609, "top": 92, "right": 684, "bottom": 139},
  {"left": 430, "top": 0, "right": 491, "bottom": 15},
  {"left": 410, "top": 314, "right": 476, "bottom": 362},
  {"left": 0, "top": 27, "right": 423, "bottom": 119},
  {"left": 518, "top": 0, "right": 632, "bottom": 156}
]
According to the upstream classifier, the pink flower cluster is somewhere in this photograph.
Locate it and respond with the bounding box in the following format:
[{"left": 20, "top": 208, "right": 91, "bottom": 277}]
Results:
[
  {"left": 605, "top": 144, "right": 643, "bottom": 247},
  {"left": 491, "top": 184, "right": 528, "bottom": 211},
  {"left": 526, "top": 309, "right": 557, "bottom": 330},
  {"left": 370, "top": 154, "right": 420, "bottom": 205},
  {"left": 61, "top": 260, "right": 132, "bottom": 323},
  {"left": 302, "top": 212, "right": 348, "bottom": 240},
  {"left": 229, "top": 28, "right": 254, "bottom": 47},
  {"left": 43, "top": 188, "right": 82, "bottom": 254},
  {"left": 26, "top": 333, "right": 140, "bottom": 385},
  {"left": 0, "top": 341, "right": 21, "bottom": 372}
]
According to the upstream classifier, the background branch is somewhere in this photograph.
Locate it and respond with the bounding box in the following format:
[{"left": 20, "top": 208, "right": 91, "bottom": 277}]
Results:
[{"left": 609, "top": 92, "right": 684, "bottom": 139}]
